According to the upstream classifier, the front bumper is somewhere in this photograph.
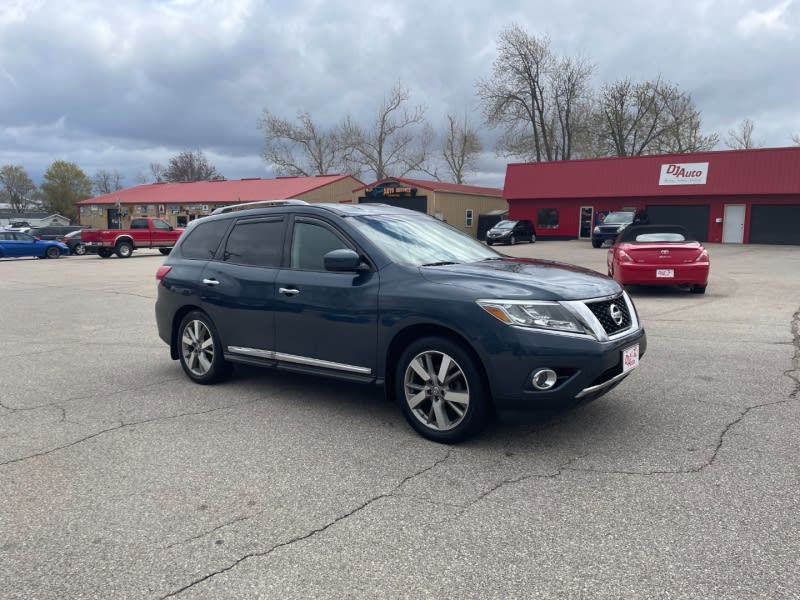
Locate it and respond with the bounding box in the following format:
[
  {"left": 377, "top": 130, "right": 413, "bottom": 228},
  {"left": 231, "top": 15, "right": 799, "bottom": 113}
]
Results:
[{"left": 480, "top": 325, "right": 647, "bottom": 411}]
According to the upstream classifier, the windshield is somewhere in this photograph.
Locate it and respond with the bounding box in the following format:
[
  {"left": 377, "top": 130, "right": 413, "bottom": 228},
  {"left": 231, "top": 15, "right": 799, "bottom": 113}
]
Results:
[
  {"left": 493, "top": 220, "right": 516, "bottom": 229},
  {"left": 604, "top": 212, "right": 634, "bottom": 225},
  {"left": 350, "top": 214, "right": 498, "bottom": 266}
]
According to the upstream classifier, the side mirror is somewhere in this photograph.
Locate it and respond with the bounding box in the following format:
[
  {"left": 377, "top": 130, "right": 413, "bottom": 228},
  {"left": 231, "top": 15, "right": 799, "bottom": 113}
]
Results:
[{"left": 324, "top": 249, "right": 369, "bottom": 273}]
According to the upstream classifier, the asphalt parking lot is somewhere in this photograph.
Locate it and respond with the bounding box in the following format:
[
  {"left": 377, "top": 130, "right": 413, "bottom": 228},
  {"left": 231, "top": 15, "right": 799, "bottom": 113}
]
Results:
[{"left": 1, "top": 242, "right": 798, "bottom": 599}]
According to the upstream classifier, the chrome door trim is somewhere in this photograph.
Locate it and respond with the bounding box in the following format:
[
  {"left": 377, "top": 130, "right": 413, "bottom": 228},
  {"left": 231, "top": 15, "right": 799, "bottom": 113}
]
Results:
[{"left": 226, "top": 347, "right": 371, "bottom": 375}]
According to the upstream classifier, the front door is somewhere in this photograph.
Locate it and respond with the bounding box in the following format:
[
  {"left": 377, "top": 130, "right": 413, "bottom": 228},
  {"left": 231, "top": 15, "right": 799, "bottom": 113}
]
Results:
[
  {"left": 722, "top": 204, "right": 745, "bottom": 244},
  {"left": 579, "top": 206, "right": 593, "bottom": 239},
  {"left": 274, "top": 217, "right": 379, "bottom": 378},
  {"left": 107, "top": 209, "right": 120, "bottom": 229}
]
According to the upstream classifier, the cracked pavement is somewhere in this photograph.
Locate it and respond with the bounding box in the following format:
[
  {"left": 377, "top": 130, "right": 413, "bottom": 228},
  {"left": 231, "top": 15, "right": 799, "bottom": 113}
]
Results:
[{"left": 1, "top": 246, "right": 798, "bottom": 599}]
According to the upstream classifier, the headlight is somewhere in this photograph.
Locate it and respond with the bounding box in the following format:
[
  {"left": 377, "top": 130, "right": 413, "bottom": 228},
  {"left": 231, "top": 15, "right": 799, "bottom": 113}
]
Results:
[
  {"left": 477, "top": 300, "right": 588, "bottom": 334},
  {"left": 593, "top": 226, "right": 600, "bottom": 233}
]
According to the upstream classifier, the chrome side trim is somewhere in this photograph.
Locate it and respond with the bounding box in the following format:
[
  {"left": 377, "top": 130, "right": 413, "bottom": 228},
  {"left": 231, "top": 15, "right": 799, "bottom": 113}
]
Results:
[
  {"left": 275, "top": 352, "right": 372, "bottom": 375},
  {"left": 575, "top": 370, "right": 631, "bottom": 399},
  {"left": 228, "top": 346, "right": 275, "bottom": 359},
  {"left": 226, "top": 346, "right": 371, "bottom": 375}
]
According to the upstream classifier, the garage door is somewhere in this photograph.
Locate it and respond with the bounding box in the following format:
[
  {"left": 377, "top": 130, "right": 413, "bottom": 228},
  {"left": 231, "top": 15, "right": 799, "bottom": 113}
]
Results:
[
  {"left": 749, "top": 205, "right": 800, "bottom": 245},
  {"left": 645, "top": 205, "right": 709, "bottom": 241}
]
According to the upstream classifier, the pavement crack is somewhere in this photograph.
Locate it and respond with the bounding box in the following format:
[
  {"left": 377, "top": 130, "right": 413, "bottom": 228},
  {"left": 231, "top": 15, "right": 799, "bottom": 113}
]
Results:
[
  {"left": 0, "top": 398, "right": 265, "bottom": 468},
  {"left": 160, "top": 451, "right": 451, "bottom": 598}
]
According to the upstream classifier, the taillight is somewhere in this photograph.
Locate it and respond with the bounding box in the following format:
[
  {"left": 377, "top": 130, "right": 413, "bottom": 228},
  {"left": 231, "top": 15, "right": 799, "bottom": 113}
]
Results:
[
  {"left": 155, "top": 266, "right": 172, "bottom": 281},
  {"left": 695, "top": 249, "right": 709, "bottom": 262},
  {"left": 617, "top": 249, "right": 633, "bottom": 263}
]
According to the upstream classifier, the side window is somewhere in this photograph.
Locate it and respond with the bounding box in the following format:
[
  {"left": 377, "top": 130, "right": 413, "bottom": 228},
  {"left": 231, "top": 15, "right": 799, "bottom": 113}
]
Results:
[
  {"left": 223, "top": 218, "right": 284, "bottom": 267},
  {"left": 153, "top": 219, "right": 171, "bottom": 230},
  {"left": 179, "top": 220, "right": 230, "bottom": 260},
  {"left": 130, "top": 219, "right": 147, "bottom": 229},
  {"left": 290, "top": 221, "right": 349, "bottom": 271},
  {"left": 465, "top": 208, "right": 474, "bottom": 228}
]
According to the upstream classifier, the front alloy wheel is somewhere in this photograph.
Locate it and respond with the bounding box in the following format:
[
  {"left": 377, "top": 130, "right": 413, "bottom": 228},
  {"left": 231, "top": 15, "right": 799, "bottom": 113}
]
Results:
[
  {"left": 178, "top": 311, "right": 232, "bottom": 384},
  {"left": 396, "top": 337, "right": 488, "bottom": 443}
]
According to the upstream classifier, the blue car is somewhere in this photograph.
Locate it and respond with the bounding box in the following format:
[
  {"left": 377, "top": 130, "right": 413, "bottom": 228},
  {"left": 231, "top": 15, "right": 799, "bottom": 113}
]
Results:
[
  {"left": 155, "top": 201, "right": 646, "bottom": 443},
  {"left": 0, "top": 231, "right": 69, "bottom": 259}
]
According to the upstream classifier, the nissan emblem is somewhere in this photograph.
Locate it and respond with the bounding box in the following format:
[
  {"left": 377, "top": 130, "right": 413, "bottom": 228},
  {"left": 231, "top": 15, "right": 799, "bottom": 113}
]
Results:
[{"left": 609, "top": 303, "right": 624, "bottom": 326}]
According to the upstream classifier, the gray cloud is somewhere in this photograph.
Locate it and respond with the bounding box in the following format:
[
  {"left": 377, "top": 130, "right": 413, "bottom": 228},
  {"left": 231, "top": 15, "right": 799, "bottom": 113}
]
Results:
[{"left": 1, "top": 0, "right": 797, "bottom": 187}]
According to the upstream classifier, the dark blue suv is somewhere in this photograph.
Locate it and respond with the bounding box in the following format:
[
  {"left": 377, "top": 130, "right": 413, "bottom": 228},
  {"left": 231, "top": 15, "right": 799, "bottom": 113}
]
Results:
[{"left": 155, "top": 200, "right": 646, "bottom": 443}]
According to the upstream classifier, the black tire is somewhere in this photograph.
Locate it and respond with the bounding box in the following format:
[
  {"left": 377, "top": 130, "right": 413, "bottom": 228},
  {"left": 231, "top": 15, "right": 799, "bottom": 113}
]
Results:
[
  {"left": 74, "top": 244, "right": 87, "bottom": 256},
  {"left": 486, "top": 241, "right": 493, "bottom": 246},
  {"left": 177, "top": 311, "right": 233, "bottom": 384},
  {"left": 395, "top": 336, "right": 489, "bottom": 443},
  {"left": 690, "top": 285, "right": 707, "bottom": 294},
  {"left": 529, "top": 234, "right": 536, "bottom": 243},
  {"left": 45, "top": 246, "right": 61, "bottom": 259},
  {"left": 591, "top": 239, "right": 602, "bottom": 248},
  {"left": 115, "top": 240, "right": 133, "bottom": 258},
  {"left": 159, "top": 248, "right": 171, "bottom": 255},
  {"left": 509, "top": 235, "right": 516, "bottom": 245},
  {"left": 98, "top": 248, "right": 112, "bottom": 258}
]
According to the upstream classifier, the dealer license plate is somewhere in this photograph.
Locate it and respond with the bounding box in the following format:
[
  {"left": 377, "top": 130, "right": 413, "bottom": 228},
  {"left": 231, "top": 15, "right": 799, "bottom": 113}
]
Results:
[
  {"left": 656, "top": 269, "right": 674, "bottom": 278},
  {"left": 622, "top": 344, "right": 639, "bottom": 373}
]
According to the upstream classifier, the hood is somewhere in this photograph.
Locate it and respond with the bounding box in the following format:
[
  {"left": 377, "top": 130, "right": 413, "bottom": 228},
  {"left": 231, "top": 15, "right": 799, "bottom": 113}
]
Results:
[{"left": 419, "top": 257, "right": 621, "bottom": 301}]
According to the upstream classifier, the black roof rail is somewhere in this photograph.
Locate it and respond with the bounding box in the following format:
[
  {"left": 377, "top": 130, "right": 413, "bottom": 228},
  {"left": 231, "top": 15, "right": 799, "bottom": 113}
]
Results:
[{"left": 211, "top": 199, "right": 309, "bottom": 215}]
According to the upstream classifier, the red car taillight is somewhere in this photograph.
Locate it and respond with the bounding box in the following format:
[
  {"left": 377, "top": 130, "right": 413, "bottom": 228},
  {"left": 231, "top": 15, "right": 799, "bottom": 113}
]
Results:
[
  {"left": 617, "top": 249, "right": 634, "bottom": 263},
  {"left": 155, "top": 266, "right": 172, "bottom": 281},
  {"left": 695, "top": 249, "right": 709, "bottom": 262}
]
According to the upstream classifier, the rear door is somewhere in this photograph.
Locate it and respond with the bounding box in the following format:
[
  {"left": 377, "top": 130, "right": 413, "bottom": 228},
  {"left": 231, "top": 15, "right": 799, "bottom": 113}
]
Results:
[
  {"left": 199, "top": 216, "right": 286, "bottom": 360},
  {"left": 273, "top": 216, "right": 380, "bottom": 378}
]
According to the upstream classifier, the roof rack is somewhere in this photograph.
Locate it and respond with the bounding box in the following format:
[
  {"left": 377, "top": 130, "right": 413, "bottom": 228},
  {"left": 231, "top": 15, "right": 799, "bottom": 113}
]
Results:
[{"left": 211, "top": 199, "right": 308, "bottom": 215}]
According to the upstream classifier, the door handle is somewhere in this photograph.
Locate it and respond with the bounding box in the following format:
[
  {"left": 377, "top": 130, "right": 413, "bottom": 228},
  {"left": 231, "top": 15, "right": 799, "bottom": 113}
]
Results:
[
  {"left": 279, "top": 287, "right": 300, "bottom": 296},
  {"left": 202, "top": 278, "right": 220, "bottom": 286}
]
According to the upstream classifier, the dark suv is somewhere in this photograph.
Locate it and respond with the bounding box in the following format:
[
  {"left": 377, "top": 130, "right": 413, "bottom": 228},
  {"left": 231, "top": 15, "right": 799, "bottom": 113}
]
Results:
[
  {"left": 592, "top": 211, "right": 635, "bottom": 248},
  {"left": 485, "top": 219, "right": 535, "bottom": 245},
  {"left": 155, "top": 201, "right": 646, "bottom": 443}
]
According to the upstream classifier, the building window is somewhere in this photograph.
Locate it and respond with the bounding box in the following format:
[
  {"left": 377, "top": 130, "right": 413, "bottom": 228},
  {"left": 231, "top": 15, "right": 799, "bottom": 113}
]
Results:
[
  {"left": 537, "top": 208, "right": 560, "bottom": 229},
  {"left": 465, "top": 208, "right": 474, "bottom": 227}
]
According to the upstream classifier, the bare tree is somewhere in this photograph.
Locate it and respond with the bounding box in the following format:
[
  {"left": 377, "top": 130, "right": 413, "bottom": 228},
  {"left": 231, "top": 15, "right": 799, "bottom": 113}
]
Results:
[
  {"left": 259, "top": 110, "right": 352, "bottom": 177},
  {"left": 149, "top": 162, "right": 166, "bottom": 182},
  {"left": 654, "top": 90, "right": 719, "bottom": 153},
  {"left": 340, "top": 83, "right": 433, "bottom": 180},
  {"left": 163, "top": 151, "right": 222, "bottom": 182},
  {"left": 476, "top": 26, "right": 594, "bottom": 162},
  {"left": 441, "top": 113, "right": 483, "bottom": 183},
  {"left": 92, "top": 170, "right": 124, "bottom": 195},
  {"left": 725, "top": 119, "right": 762, "bottom": 149},
  {"left": 792, "top": 133, "right": 800, "bottom": 145},
  {"left": 0, "top": 164, "right": 37, "bottom": 212}
]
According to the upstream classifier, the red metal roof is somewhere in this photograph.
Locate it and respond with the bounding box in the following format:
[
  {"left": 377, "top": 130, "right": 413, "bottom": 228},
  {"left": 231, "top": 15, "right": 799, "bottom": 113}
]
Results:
[
  {"left": 353, "top": 177, "right": 503, "bottom": 197},
  {"left": 504, "top": 147, "right": 800, "bottom": 200},
  {"left": 79, "top": 175, "right": 363, "bottom": 205}
]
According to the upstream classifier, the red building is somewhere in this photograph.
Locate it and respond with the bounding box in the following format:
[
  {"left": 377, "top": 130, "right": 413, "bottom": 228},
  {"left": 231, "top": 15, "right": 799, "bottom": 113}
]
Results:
[{"left": 504, "top": 147, "right": 800, "bottom": 245}]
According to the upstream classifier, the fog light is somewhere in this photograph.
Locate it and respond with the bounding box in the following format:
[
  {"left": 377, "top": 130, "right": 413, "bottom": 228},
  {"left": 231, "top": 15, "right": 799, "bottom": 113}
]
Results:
[{"left": 531, "top": 369, "right": 558, "bottom": 390}]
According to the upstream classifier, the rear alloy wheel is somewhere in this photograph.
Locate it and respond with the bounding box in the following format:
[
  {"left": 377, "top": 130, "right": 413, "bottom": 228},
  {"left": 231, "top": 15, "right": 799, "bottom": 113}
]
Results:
[
  {"left": 178, "top": 311, "right": 232, "bottom": 384},
  {"left": 115, "top": 240, "right": 133, "bottom": 258},
  {"left": 396, "top": 336, "right": 488, "bottom": 443},
  {"left": 45, "top": 246, "right": 61, "bottom": 259},
  {"left": 690, "top": 285, "right": 707, "bottom": 294},
  {"left": 530, "top": 234, "right": 536, "bottom": 243},
  {"left": 74, "top": 244, "right": 87, "bottom": 256},
  {"left": 509, "top": 235, "right": 516, "bottom": 245}
]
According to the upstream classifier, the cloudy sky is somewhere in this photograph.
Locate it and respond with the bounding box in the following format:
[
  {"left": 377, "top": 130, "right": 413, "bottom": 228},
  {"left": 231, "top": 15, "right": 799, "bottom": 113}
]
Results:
[{"left": 1, "top": 0, "right": 798, "bottom": 190}]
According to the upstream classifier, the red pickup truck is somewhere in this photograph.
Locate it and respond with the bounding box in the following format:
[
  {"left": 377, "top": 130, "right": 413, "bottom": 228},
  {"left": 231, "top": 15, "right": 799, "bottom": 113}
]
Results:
[{"left": 82, "top": 217, "right": 184, "bottom": 258}]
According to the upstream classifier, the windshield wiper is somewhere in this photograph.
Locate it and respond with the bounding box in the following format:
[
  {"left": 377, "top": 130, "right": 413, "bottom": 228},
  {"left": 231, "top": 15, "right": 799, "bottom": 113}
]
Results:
[{"left": 421, "top": 261, "right": 459, "bottom": 267}]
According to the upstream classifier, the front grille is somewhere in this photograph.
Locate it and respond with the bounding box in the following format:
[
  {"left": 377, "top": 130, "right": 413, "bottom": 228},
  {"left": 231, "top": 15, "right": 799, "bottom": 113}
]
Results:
[{"left": 585, "top": 295, "right": 632, "bottom": 335}]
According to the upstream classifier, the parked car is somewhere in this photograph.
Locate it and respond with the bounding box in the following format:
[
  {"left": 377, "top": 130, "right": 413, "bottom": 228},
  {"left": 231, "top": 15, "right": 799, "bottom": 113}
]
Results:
[
  {"left": 29, "top": 225, "right": 84, "bottom": 241},
  {"left": 155, "top": 200, "right": 647, "bottom": 443},
  {"left": 607, "top": 224, "right": 709, "bottom": 294},
  {"left": 61, "top": 230, "right": 87, "bottom": 255},
  {"left": 82, "top": 217, "right": 182, "bottom": 258},
  {"left": 485, "top": 219, "right": 536, "bottom": 245},
  {"left": 0, "top": 231, "right": 69, "bottom": 259},
  {"left": 3, "top": 221, "right": 32, "bottom": 234},
  {"left": 592, "top": 211, "right": 635, "bottom": 248}
]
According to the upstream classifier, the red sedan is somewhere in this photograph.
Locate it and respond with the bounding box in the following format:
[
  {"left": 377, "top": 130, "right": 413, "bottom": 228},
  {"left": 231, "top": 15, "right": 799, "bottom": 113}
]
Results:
[{"left": 607, "top": 225, "right": 710, "bottom": 294}]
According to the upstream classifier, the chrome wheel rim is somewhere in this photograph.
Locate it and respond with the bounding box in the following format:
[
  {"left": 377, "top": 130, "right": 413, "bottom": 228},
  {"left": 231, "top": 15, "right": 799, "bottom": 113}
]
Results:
[
  {"left": 181, "top": 319, "right": 215, "bottom": 377},
  {"left": 403, "top": 350, "right": 470, "bottom": 431}
]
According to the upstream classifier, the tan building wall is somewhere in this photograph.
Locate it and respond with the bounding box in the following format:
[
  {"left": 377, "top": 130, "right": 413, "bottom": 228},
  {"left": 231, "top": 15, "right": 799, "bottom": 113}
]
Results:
[
  {"left": 428, "top": 192, "right": 508, "bottom": 237},
  {"left": 296, "top": 176, "right": 361, "bottom": 203}
]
